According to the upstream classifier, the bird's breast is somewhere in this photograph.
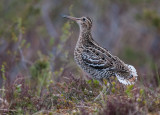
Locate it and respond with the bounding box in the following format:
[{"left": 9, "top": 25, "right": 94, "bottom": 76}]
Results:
[{"left": 74, "top": 47, "right": 83, "bottom": 65}]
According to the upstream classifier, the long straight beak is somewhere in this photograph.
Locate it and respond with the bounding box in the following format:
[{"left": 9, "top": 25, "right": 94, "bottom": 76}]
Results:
[{"left": 62, "top": 15, "right": 79, "bottom": 21}]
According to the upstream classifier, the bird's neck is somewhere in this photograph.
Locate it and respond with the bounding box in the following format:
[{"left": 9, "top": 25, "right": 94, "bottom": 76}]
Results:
[
  {"left": 79, "top": 29, "right": 93, "bottom": 42},
  {"left": 75, "top": 27, "right": 94, "bottom": 49}
]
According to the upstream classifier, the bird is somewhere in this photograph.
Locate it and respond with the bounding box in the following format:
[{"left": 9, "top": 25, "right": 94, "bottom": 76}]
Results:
[{"left": 63, "top": 15, "right": 138, "bottom": 98}]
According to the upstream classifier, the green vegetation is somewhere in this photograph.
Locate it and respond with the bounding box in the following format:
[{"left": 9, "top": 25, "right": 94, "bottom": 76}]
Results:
[{"left": 1, "top": 74, "right": 160, "bottom": 114}]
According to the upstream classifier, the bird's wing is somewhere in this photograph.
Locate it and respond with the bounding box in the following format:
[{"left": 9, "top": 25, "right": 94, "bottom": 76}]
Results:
[
  {"left": 81, "top": 47, "right": 114, "bottom": 69},
  {"left": 113, "top": 56, "right": 130, "bottom": 73}
]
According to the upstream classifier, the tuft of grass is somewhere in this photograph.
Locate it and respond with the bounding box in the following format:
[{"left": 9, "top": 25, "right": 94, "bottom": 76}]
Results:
[
  {"left": 125, "top": 85, "right": 134, "bottom": 98},
  {"left": 30, "top": 57, "right": 50, "bottom": 95}
]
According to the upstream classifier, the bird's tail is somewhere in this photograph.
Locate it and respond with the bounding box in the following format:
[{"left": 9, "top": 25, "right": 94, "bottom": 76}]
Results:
[
  {"left": 115, "top": 65, "right": 138, "bottom": 85},
  {"left": 116, "top": 74, "right": 137, "bottom": 85}
]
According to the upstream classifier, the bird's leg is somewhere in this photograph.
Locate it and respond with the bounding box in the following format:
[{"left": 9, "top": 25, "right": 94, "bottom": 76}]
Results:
[
  {"left": 105, "top": 78, "right": 112, "bottom": 94},
  {"left": 98, "top": 79, "right": 103, "bottom": 87},
  {"left": 94, "top": 79, "right": 106, "bottom": 101},
  {"left": 94, "top": 78, "right": 113, "bottom": 101}
]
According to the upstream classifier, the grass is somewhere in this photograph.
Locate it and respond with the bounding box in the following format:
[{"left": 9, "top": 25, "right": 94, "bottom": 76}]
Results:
[{"left": 0, "top": 71, "right": 160, "bottom": 114}]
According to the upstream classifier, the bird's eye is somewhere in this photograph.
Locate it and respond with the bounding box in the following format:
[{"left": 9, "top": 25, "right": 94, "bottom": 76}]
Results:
[{"left": 82, "top": 18, "right": 86, "bottom": 21}]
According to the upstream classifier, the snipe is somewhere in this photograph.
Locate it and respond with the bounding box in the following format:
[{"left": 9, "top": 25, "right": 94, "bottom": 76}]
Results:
[{"left": 63, "top": 15, "right": 138, "bottom": 99}]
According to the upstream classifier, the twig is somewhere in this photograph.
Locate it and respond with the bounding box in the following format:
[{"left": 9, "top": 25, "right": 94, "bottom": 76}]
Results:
[
  {"left": 76, "top": 105, "right": 92, "bottom": 108},
  {"left": 32, "top": 110, "right": 53, "bottom": 115},
  {"left": 0, "top": 109, "right": 16, "bottom": 112},
  {"left": 0, "top": 89, "right": 6, "bottom": 91},
  {"left": 0, "top": 98, "right": 9, "bottom": 106},
  {"left": 13, "top": 77, "right": 29, "bottom": 85}
]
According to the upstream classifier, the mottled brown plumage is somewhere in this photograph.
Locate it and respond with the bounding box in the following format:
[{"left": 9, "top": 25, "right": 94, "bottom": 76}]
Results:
[{"left": 63, "top": 15, "right": 138, "bottom": 93}]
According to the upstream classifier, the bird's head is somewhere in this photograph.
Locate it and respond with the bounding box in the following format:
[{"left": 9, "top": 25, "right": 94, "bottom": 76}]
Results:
[{"left": 63, "top": 15, "right": 92, "bottom": 32}]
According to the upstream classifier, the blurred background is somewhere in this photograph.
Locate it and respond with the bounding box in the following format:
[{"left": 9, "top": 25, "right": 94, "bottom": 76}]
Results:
[{"left": 0, "top": 0, "right": 160, "bottom": 88}]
